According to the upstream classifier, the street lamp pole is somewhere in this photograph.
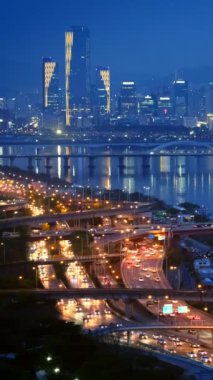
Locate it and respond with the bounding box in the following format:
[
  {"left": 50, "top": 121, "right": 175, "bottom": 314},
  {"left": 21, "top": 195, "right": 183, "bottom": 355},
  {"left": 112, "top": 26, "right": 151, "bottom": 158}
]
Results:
[
  {"left": 33, "top": 266, "right": 38, "bottom": 288},
  {"left": 76, "top": 236, "right": 83, "bottom": 255},
  {"left": 1, "top": 242, "right": 5, "bottom": 264}
]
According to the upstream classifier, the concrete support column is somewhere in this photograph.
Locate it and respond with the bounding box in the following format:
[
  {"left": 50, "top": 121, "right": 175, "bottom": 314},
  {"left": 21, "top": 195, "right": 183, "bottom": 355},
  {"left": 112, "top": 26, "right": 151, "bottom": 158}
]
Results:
[
  {"left": 27, "top": 156, "right": 34, "bottom": 172},
  {"left": 9, "top": 156, "right": 15, "bottom": 167},
  {"left": 118, "top": 156, "right": 126, "bottom": 174},
  {"left": 45, "top": 156, "right": 52, "bottom": 175},
  {"left": 88, "top": 156, "right": 95, "bottom": 174},
  {"left": 141, "top": 155, "right": 150, "bottom": 172}
]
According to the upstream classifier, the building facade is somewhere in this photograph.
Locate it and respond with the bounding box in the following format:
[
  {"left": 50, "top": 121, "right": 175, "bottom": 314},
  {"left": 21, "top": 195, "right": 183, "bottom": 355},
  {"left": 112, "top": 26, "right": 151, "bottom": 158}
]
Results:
[
  {"left": 65, "top": 26, "right": 91, "bottom": 127},
  {"left": 118, "top": 81, "right": 137, "bottom": 117},
  {"left": 95, "top": 66, "right": 110, "bottom": 117},
  {"left": 43, "top": 58, "right": 59, "bottom": 112},
  {"left": 172, "top": 79, "right": 189, "bottom": 118}
]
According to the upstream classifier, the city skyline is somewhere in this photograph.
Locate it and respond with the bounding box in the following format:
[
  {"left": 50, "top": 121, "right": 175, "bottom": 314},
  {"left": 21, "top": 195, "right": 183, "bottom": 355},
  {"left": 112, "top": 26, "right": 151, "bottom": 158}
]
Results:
[{"left": 2, "top": 0, "right": 213, "bottom": 93}]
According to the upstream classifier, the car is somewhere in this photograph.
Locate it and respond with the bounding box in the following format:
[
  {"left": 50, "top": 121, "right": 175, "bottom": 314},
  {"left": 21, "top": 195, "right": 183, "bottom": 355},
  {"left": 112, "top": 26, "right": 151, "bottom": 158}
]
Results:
[
  {"left": 187, "top": 352, "right": 197, "bottom": 358},
  {"left": 75, "top": 306, "right": 82, "bottom": 312},
  {"left": 104, "top": 309, "right": 111, "bottom": 315},
  {"left": 197, "top": 350, "right": 208, "bottom": 356},
  {"left": 169, "top": 336, "right": 176, "bottom": 342},
  {"left": 169, "top": 313, "right": 176, "bottom": 318},
  {"left": 175, "top": 341, "right": 183, "bottom": 347},
  {"left": 159, "top": 312, "right": 166, "bottom": 317},
  {"left": 188, "top": 329, "right": 197, "bottom": 334},
  {"left": 152, "top": 334, "right": 162, "bottom": 340},
  {"left": 145, "top": 273, "right": 151, "bottom": 278},
  {"left": 158, "top": 338, "right": 167, "bottom": 345},
  {"left": 168, "top": 348, "right": 177, "bottom": 354},
  {"left": 191, "top": 343, "right": 200, "bottom": 348},
  {"left": 134, "top": 263, "right": 140, "bottom": 268},
  {"left": 139, "top": 333, "right": 148, "bottom": 340},
  {"left": 192, "top": 315, "right": 201, "bottom": 321},
  {"left": 201, "top": 355, "right": 212, "bottom": 364},
  {"left": 99, "top": 324, "right": 108, "bottom": 329},
  {"left": 155, "top": 277, "right": 160, "bottom": 282},
  {"left": 138, "top": 277, "right": 144, "bottom": 282}
]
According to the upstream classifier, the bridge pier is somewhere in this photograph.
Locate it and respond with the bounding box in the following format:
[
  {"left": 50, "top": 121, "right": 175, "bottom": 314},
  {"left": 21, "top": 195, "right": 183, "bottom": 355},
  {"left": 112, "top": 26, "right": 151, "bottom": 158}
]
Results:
[
  {"left": 63, "top": 156, "right": 70, "bottom": 170},
  {"left": 9, "top": 156, "right": 15, "bottom": 167},
  {"left": 27, "top": 156, "right": 34, "bottom": 172},
  {"left": 124, "top": 299, "right": 134, "bottom": 319},
  {"left": 45, "top": 157, "right": 52, "bottom": 175},
  {"left": 141, "top": 156, "right": 150, "bottom": 172},
  {"left": 118, "top": 156, "right": 126, "bottom": 174},
  {"left": 63, "top": 156, "right": 70, "bottom": 175},
  {"left": 88, "top": 156, "right": 95, "bottom": 174}
]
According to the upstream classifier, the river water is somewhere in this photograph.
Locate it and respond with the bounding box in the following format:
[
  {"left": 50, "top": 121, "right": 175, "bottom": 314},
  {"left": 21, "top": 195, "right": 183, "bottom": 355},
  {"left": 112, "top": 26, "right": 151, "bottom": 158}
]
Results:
[{"left": 1, "top": 144, "right": 213, "bottom": 212}]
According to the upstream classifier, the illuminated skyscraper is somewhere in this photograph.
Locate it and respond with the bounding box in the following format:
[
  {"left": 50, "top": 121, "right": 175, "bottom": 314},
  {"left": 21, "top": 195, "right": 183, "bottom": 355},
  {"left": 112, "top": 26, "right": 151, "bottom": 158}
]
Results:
[
  {"left": 96, "top": 66, "right": 110, "bottom": 116},
  {"left": 65, "top": 26, "right": 90, "bottom": 127},
  {"left": 118, "top": 81, "right": 137, "bottom": 116},
  {"left": 43, "top": 58, "right": 59, "bottom": 112},
  {"left": 172, "top": 79, "right": 189, "bottom": 117}
]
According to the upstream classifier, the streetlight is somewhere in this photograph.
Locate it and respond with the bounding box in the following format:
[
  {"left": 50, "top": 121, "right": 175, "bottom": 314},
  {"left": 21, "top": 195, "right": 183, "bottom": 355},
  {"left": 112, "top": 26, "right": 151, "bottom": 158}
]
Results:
[
  {"left": 76, "top": 236, "right": 83, "bottom": 255},
  {"left": 33, "top": 266, "right": 38, "bottom": 288},
  {"left": 170, "top": 266, "right": 181, "bottom": 290},
  {"left": 143, "top": 186, "right": 150, "bottom": 201},
  {"left": 0, "top": 242, "right": 5, "bottom": 264}
]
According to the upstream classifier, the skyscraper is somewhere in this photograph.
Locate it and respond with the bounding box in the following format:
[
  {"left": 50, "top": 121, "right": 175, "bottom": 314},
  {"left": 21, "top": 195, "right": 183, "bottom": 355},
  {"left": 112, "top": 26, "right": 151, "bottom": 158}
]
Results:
[
  {"left": 65, "top": 26, "right": 90, "bottom": 127},
  {"left": 206, "top": 83, "right": 213, "bottom": 115},
  {"left": 95, "top": 66, "right": 111, "bottom": 116},
  {"left": 172, "top": 79, "right": 189, "bottom": 117},
  {"left": 157, "top": 96, "right": 172, "bottom": 117},
  {"left": 43, "top": 58, "right": 59, "bottom": 112},
  {"left": 118, "top": 81, "right": 137, "bottom": 117}
]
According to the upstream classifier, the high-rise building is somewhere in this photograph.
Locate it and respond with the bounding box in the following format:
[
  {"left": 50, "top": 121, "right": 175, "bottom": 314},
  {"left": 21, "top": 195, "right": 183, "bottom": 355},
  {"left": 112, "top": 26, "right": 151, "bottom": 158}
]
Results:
[
  {"left": 95, "top": 66, "right": 110, "bottom": 117},
  {"left": 43, "top": 58, "right": 59, "bottom": 112},
  {"left": 65, "top": 26, "right": 90, "bottom": 126},
  {"left": 172, "top": 79, "right": 189, "bottom": 117},
  {"left": 138, "top": 95, "right": 157, "bottom": 116},
  {"left": 118, "top": 81, "right": 137, "bottom": 117},
  {"left": 206, "top": 83, "right": 213, "bottom": 115},
  {"left": 157, "top": 96, "right": 172, "bottom": 117}
]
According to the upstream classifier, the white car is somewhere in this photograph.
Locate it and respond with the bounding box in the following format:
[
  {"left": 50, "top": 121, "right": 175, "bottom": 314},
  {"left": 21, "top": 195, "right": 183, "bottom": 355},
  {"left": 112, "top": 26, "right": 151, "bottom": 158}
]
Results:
[
  {"left": 187, "top": 352, "right": 197, "bottom": 358},
  {"left": 145, "top": 273, "right": 151, "bottom": 278},
  {"left": 201, "top": 355, "right": 212, "bottom": 364},
  {"left": 138, "top": 277, "right": 144, "bottom": 282}
]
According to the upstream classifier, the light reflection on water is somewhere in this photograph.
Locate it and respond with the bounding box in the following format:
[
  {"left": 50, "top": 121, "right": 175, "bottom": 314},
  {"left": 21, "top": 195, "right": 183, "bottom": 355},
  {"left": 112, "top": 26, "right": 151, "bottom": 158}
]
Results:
[{"left": 1, "top": 144, "right": 213, "bottom": 212}]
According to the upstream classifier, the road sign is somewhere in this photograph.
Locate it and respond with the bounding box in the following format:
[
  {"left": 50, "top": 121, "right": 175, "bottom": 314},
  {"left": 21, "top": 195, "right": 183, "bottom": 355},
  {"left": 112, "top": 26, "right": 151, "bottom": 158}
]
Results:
[
  {"left": 148, "top": 234, "right": 155, "bottom": 239},
  {"left": 163, "top": 304, "right": 173, "bottom": 314},
  {"left": 177, "top": 306, "right": 188, "bottom": 314}
]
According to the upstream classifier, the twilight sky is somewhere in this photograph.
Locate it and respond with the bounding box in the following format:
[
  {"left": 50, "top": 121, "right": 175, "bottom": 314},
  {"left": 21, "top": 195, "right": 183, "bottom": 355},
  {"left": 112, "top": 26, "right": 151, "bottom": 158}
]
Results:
[{"left": 1, "top": 0, "right": 213, "bottom": 93}]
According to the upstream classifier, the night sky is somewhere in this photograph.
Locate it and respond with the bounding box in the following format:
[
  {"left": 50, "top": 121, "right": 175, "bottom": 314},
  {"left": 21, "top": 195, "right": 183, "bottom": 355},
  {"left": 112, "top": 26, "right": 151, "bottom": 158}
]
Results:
[{"left": 1, "top": 0, "right": 213, "bottom": 93}]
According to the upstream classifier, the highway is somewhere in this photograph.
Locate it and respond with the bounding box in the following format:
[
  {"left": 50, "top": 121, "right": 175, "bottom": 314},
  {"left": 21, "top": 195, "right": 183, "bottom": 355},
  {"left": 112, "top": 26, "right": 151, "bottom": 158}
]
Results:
[
  {"left": 0, "top": 204, "right": 150, "bottom": 227},
  {"left": 1, "top": 287, "right": 213, "bottom": 302}
]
